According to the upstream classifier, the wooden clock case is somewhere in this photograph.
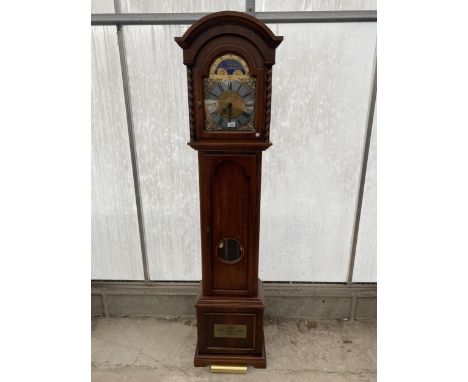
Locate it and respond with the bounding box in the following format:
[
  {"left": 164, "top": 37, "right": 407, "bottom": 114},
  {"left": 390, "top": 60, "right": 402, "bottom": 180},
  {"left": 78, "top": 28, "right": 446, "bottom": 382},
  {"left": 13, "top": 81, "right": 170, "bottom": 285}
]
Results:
[{"left": 175, "top": 11, "right": 282, "bottom": 368}]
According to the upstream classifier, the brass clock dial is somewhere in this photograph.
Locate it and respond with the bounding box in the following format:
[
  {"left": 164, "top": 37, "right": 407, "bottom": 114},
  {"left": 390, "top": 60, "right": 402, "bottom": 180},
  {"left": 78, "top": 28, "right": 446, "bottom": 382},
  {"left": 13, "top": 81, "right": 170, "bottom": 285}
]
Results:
[{"left": 204, "top": 54, "right": 256, "bottom": 131}]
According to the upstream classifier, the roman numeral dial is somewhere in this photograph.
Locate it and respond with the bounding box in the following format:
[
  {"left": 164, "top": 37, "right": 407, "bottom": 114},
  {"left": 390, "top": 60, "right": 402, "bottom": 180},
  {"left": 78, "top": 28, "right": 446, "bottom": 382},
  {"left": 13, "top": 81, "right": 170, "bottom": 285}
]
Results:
[{"left": 204, "top": 79, "right": 256, "bottom": 131}]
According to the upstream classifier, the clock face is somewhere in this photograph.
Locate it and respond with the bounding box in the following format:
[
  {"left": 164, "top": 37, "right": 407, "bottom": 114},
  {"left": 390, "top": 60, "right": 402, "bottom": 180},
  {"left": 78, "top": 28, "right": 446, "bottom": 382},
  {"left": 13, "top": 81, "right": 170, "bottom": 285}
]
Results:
[{"left": 204, "top": 54, "right": 256, "bottom": 131}]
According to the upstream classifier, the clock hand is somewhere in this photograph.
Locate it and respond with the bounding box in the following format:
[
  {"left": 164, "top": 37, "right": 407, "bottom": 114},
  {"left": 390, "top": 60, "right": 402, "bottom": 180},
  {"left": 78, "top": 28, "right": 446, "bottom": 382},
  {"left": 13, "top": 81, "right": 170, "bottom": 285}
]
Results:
[{"left": 220, "top": 104, "right": 229, "bottom": 114}]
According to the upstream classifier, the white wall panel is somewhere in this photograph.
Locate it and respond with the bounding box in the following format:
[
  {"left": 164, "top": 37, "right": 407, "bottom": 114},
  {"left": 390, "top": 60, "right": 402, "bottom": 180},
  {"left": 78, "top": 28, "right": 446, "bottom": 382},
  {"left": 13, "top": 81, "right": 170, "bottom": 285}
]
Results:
[
  {"left": 91, "top": 0, "right": 115, "bottom": 13},
  {"left": 123, "top": 26, "right": 201, "bottom": 280},
  {"left": 353, "top": 107, "right": 377, "bottom": 282},
  {"left": 121, "top": 0, "right": 244, "bottom": 13},
  {"left": 259, "top": 23, "right": 376, "bottom": 281},
  {"left": 257, "top": 0, "right": 376, "bottom": 12},
  {"left": 91, "top": 26, "right": 144, "bottom": 280}
]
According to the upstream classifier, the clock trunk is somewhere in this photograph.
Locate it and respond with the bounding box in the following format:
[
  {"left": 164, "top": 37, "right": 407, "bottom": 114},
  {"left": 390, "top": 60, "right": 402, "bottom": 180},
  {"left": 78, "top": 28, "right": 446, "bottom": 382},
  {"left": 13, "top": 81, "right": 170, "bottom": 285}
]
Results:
[{"left": 198, "top": 152, "right": 262, "bottom": 296}]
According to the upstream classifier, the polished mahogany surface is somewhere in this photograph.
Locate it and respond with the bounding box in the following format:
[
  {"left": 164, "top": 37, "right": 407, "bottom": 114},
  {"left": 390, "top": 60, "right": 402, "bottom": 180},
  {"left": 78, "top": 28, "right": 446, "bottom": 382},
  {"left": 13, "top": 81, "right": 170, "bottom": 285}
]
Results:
[{"left": 175, "top": 11, "right": 282, "bottom": 368}]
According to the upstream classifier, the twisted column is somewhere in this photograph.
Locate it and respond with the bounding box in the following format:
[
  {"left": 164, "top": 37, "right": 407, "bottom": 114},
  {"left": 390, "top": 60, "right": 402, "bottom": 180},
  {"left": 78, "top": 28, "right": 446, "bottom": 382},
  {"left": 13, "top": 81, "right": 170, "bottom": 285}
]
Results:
[
  {"left": 264, "top": 67, "right": 273, "bottom": 142},
  {"left": 186, "top": 67, "right": 195, "bottom": 141}
]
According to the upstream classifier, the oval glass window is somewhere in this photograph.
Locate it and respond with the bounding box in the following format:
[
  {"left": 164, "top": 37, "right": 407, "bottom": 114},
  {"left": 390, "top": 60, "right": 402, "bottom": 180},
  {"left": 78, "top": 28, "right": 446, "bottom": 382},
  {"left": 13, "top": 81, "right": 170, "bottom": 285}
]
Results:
[{"left": 217, "top": 238, "right": 243, "bottom": 262}]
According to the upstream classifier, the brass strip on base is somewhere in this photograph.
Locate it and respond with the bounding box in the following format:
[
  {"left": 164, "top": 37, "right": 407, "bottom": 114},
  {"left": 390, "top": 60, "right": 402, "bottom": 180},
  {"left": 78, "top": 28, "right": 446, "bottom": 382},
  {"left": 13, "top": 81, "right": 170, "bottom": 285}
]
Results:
[{"left": 210, "top": 365, "right": 247, "bottom": 374}]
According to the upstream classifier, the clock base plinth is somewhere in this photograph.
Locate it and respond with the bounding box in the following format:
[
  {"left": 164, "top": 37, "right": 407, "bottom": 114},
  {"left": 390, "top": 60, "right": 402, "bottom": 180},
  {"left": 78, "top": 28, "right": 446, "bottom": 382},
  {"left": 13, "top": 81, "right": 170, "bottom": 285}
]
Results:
[
  {"left": 194, "top": 340, "right": 266, "bottom": 369},
  {"left": 194, "top": 280, "right": 266, "bottom": 369}
]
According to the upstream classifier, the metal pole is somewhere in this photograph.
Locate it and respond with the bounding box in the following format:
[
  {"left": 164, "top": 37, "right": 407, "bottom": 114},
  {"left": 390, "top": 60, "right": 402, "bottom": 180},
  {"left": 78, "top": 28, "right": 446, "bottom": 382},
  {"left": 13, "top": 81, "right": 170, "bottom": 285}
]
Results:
[
  {"left": 347, "top": 47, "right": 377, "bottom": 284},
  {"left": 91, "top": 10, "right": 377, "bottom": 26},
  {"left": 246, "top": 0, "right": 255, "bottom": 15},
  {"left": 114, "top": 0, "right": 150, "bottom": 281}
]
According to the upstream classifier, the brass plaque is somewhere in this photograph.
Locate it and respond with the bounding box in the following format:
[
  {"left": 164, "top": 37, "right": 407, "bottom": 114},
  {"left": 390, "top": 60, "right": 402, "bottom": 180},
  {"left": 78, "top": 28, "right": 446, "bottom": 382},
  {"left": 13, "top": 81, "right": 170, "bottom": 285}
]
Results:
[
  {"left": 213, "top": 324, "right": 247, "bottom": 338},
  {"left": 210, "top": 365, "right": 247, "bottom": 374}
]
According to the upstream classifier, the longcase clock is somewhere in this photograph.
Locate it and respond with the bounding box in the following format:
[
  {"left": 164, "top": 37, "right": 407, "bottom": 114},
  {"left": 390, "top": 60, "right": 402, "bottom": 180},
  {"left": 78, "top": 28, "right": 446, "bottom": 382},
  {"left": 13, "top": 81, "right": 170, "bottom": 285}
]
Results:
[{"left": 175, "top": 11, "right": 282, "bottom": 368}]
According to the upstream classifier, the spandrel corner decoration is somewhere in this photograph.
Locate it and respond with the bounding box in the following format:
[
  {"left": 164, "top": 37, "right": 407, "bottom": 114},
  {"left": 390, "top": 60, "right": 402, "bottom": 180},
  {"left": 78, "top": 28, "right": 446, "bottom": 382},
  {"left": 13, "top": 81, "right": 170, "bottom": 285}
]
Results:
[{"left": 175, "top": 11, "right": 283, "bottom": 368}]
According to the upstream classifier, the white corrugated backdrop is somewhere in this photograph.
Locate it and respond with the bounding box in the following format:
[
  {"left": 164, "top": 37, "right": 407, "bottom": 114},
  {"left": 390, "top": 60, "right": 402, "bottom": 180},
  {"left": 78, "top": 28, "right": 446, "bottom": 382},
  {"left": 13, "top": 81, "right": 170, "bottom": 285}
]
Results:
[{"left": 91, "top": 1, "right": 377, "bottom": 282}]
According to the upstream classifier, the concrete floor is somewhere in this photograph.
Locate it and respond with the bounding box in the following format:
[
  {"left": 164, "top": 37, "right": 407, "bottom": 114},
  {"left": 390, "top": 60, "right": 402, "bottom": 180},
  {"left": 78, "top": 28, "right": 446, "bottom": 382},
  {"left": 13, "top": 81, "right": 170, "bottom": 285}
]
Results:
[{"left": 92, "top": 317, "right": 376, "bottom": 382}]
